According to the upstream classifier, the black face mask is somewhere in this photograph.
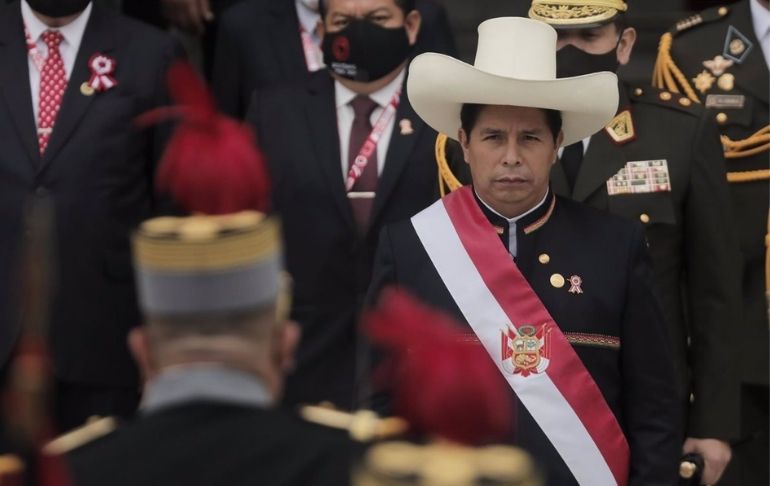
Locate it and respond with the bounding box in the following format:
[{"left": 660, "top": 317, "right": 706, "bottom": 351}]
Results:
[
  {"left": 556, "top": 43, "right": 619, "bottom": 78},
  {"left": 322, "top": 19, "right": 410, "bottom": 82},
  {"left": 26, "top": 0, "right": 91, "bottom": 17}
]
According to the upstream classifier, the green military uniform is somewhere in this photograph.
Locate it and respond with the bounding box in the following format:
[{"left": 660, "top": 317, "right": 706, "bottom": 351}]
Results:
[{"left": 653, "top": 2, "right": 769, "bottom": 484}]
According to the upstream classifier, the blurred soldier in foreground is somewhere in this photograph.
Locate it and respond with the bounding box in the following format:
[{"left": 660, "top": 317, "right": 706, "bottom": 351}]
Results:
[
  {"left": 53, "top": 63, "right": 353, "bottom": 486},
  {"left": 653, "top": 2, "right": 769, "bottom": 484}
]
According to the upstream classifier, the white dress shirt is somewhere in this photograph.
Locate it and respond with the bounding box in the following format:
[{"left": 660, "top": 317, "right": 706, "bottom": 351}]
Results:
[
  {"left": 295, "top": 0, "right": 321, "bottom": 44},
  {"left": 475, "top": 189, "right": 550, "bottom": 258},
  {"left": 557, "top": 136, "right": 591, "bottom": 158},
  {"left": 750, "top": 0, "right": 770, "bottom": 68},
  {"left": 21, "top": 0, "right": 92, "bottom": 127},
  {"left": 335, "top": 68, "right": 405, "bottom": 178}
]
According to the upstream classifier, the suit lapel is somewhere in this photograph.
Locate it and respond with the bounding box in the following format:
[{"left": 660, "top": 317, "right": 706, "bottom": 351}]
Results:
[
  {"left": 305, "top": 73, "right": 354, "bottom": 228},
  {"left": 38, "top": 5, "right": 115, "bottom": 174},
  {"left": 0, "top": 2, "right": 41, "bottom": 167},
  {"left": 726, "top": 0, "right": 769, "bottom": 105},
  {"left": 269, "top": 0, "right": 309, "bottom": 84}
]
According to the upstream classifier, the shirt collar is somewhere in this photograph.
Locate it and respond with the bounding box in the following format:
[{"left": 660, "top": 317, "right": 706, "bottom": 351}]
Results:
[
  {"left": 751, "top": 0, "right": 770, "bottom": 41},
  {"left": 335, "top": 67, "right": 406, "bottom": 110},
  {"left": 21, "top": 0, "right": 92, "bottom": 49},
  {"left": 140, "top": 365, "right": 274, "bottom": 414},
  {"left": 295, "top": 0, "right": 320, "bottom": 36}
]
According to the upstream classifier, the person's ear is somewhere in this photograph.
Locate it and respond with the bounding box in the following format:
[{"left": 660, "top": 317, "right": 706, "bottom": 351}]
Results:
[
  {"left": 553, "top": 131, "right": 565, "bottom": 164},
  {"left": 459, "top": 129, "right": 471, "bottom": 165},
  {"left": 404, "top": 10, "right": 422, "bottom": 46},
  {"left": 616, "top": 27, "right": 636, "bottom": 66},
  {"left": 128, "top": 326, "right": 156, "bottom": 384},
  {"left": 277, "top": 321, "right": 301, "bottom": 373}
]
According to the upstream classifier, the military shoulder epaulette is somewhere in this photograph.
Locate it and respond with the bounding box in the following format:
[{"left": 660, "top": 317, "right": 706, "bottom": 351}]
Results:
[
  {"left": 629, "top": 85, "right": 703, "bottom": 116},
  {"left": 299, "top": 404, "right": 408, "bottom": 442},
  {"left": 42, "top": 416, "right": 118, "bottom": 456},
  {"left": 669, "top": 4, "right": 730, "bottom": 36}
]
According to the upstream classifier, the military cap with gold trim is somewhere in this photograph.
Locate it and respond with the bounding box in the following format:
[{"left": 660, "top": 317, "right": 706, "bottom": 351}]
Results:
[
  {"left": 134, "top": 62, "right": 282, "bottom": 317},
  {"left": 529, "top": 0, "right": 627, "bottom": 29}
]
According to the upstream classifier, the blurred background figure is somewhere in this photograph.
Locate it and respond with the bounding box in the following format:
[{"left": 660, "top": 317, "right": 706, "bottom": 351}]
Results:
[
  {"left": 212, "top": 0, "right": 456, "bottom": 119},
  {"left": 653, "top": 1, "right": 769, "bottom": 485},
  {"left": 0, "top": 0, "right": 182, "bottom": 433},
  {"left": 246, "top": 0, "right": 440, "bottom": 411}
]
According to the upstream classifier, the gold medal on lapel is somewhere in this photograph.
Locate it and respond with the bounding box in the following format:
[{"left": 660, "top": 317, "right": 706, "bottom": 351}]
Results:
[
  {"left": 399, "top": 118, "right": 414, "bottom": 135},
  {"left": 692, "top": 70, "right": 716, "bottom": 94},
  {"left": 80, "top": 82, "right": 95, "bottom": 96},
  {"left": 550, "top": 273, "right": 565, "bottom": 289},
  {"left": 717, "top": 73, "right": 735, "bottom": 91}
]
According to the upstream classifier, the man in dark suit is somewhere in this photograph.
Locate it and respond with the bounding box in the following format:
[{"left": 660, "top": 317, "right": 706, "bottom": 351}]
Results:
[
  {"left": 653, "top": 2, "right": 769, "bottom": 484},
  {"left": 64, "top": 211, "right": 351, "bottom": 486},
  {"left": 0, "top": 0, "right": 181, "bottom": 430},
  {"left": 369, "top": 17, "right": 681, "bottom": 485},
  {"left": 438, "top": 2, "right": 742, "bottom": 483},
  {"left": 214, "top": 0, "right": 457, "bottom": 118},
  {"left": 246, "top": 0, "right": 439, "bottom": 410}
]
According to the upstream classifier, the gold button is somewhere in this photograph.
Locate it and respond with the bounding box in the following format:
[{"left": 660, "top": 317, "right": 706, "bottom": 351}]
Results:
[
  {"left": 634, "top": 88, "right": 643, "bottom": 96},
  {"left": 80, "top": 82, "right": 95, "bottom": 96},
  {"left": 678, "top": 97, "right": 692, "bottom": 106},
  {"left": 716, "top": 112, "right": 728, "bottom": 124},
  {"left": 550, "top": 273, "right": 565, "bottom": 288},
  {"left": 659, "top": 91, "right": 672, "bottom": 101},
  {"left": 538, "top": 253, "right": 550, "bottom": 264},
  {"left": 718, "top": 6, "right": 727, "bottom": 16},
  {"left": 639, "top": 213, "right": 651, "bottom": 224}
]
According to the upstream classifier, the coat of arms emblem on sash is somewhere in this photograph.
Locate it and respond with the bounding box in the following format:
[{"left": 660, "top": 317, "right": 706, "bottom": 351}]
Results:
[{"left": 501, "top": 324, "right": 552, "bottom": 376}]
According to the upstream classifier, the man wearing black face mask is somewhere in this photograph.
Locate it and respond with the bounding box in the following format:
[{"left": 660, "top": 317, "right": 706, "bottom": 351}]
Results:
[
  {"left": 437, "top": 3, "right": 742, "bottom": 485},
  {"left": 212, "top": 0, "right": 456, "bottom": 119},
  {"left": 0, "top": 0, "right": 183, "bottom": 432},
  {"left": 245, "top": 0, "right": 440, "bottom": 411}
]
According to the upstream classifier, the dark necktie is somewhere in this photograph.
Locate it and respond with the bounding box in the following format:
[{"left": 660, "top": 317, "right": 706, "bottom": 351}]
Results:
[
  {"left": 348, "top": 95, "right": 379, "bottom": 232},
  {"left": 560, "top": 142, "right": 584, "bottom": 193}
]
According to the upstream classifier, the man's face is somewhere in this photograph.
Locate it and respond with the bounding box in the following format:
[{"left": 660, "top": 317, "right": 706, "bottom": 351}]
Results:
[
  {"left": 555, "top": 23, "right": 636, "bottom": 65},
  {"left": 322, "top": 0, "right": 420, "bottom": 44},
  {"left": 459, "top": 105, "right": 562, "bottom": 218}
]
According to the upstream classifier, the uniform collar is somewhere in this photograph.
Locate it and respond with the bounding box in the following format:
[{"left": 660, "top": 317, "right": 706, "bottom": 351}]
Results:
[
  {"left": 335, "top": 67, "right": 405, "bottom": 110},
  {"left": 21, "top": 0, "right": 92, "bottom": 49},
  {"left": 473, "top": 187, "right": 555, "bottom": 235},
  {"left": 140, "top": 365, "right": 274, "bottom": 414}
]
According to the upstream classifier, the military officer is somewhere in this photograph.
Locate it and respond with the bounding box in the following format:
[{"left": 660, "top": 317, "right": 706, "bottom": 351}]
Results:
[
  {"left": 369, "top": 17, "right": 682, "bottom": 485},
  {"left": 437, "top": 2, "right": 742, "bottom": 483},
  {"left": 653, "top": 2, "right": 769, "bottom": 485},
  {"left": 57, "top": 64, "right": 354, "bottom": 486}
]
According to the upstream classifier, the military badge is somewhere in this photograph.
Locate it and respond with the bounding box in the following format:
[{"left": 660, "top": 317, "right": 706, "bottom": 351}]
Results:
[
  {"left": 501, "top": 323, "right": 552, "bottom": 377},
  {"left": 702, "top": 55, "right": 733, "bottom": 76},
  {"left": 604, "top": 110, "right": 635, "bottom": 145},
  {"left": 717, "top": 73, "right": 735, "bottom": 91},
  {"left": 723, "top": 26, "right": 753, "bottom": 64},
  {"left": 607, "top": 159, "right": 671, "bottom": 195},
  {"left": 705, "top": 94, "right": 745, "bottom": 109},
  {"left": 692, "top": 70, "right": 716, "bottom": 94}
]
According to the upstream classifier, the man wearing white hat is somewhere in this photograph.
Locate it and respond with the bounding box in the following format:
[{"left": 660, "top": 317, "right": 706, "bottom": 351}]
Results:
[{"left": 368, "top": 17, "right": 681, "bottom": 486}]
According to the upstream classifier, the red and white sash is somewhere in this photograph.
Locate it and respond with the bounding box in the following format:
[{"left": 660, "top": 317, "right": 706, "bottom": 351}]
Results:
[{"left": 410, "top": 187, "right": 630, "bottom": 486}]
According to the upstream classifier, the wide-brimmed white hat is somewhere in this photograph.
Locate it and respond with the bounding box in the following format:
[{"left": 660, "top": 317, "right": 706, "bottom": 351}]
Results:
[{"left": 407, "top": 17, "right": 618, "bottom": 146}]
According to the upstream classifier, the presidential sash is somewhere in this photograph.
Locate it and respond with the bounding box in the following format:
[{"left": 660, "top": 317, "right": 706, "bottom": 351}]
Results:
[{"left": 410, "top": 187, "right": 629, "bottom": 486}]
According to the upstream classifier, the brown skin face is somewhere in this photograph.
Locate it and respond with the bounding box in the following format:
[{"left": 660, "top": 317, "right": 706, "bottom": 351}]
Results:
[
  {"left": 459, "top": 105, "right": 563, "bottom": 219},
  {"left": 318, "top": 0, "right": 421, "bottom": 94},
  {"left": 555, "top": 22, "right": 637, "bottom": 66}
]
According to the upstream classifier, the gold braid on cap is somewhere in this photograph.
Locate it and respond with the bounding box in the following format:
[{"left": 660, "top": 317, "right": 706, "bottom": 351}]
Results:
[
  {"left": 436, "top": 133, "right": 463, "bottom": 197},
  {"left": 529, "top": 0, "right": 627, "bottom": 26}
]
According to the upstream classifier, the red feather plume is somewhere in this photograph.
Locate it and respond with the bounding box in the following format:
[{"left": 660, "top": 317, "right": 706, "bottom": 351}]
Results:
[
  {"left": 365, "top": 288, "right": 513, "bottom": 445},
  {"left": 137, "top": 62, "right": 270, "bottom": 214}
]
